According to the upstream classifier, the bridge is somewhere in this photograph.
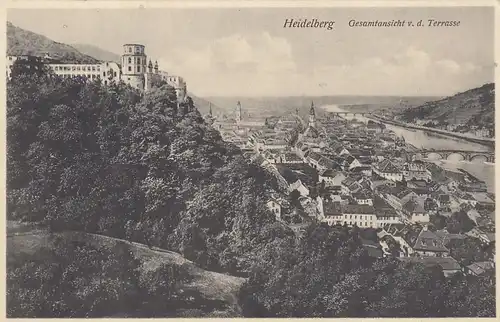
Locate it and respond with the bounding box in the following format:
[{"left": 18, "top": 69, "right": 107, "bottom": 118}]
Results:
[
  {"left": 328, "top": 112, "right": 373, "bottom": 117},
  {"left": 409, "top": 149, "right": 495, "bottom": 163}
]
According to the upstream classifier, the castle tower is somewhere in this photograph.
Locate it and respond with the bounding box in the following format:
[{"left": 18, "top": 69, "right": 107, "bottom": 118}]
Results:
[
  {"left": 122, "top": 44, "right": 147, "bottom": 90},
  {"left": 308, "top": 101, "right": 316, "bottom": 128},
  {"left": 148, "top": 60, "right": 153, "bottom": 73},
  {"left": 236, "top": 101, "right": 242, "bottom": 123},
  {"left": 154, "top": 61, "right": 159, "bottom": 74}
]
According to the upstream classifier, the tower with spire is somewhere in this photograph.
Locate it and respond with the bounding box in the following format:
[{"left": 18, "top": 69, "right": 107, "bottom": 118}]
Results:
[
  {"left": 308, "top": 101, "right": 316, "bottom": 128},
  {"left": 236, "top": 101, "right": 242, "bottom": 123}
]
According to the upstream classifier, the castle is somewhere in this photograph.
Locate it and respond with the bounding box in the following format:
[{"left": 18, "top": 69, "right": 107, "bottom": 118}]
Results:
[{"left": 6, "top": 44, "right": 187, "bottom": 101}]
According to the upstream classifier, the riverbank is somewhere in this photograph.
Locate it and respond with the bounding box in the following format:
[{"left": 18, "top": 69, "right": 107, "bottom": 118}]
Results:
[
  {"left": 368, "top": 114, "right": 495, "bottom": 149},
  {"left": 321, "top": 104, "right": 495, "bottom": 191}
]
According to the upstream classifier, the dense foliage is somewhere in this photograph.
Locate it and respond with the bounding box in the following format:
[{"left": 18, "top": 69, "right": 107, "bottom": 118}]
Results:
[
  {"left": 240, "top": 223, "right": 495, "bottom": 317},
  {"left": 7, "top": 62, "right": 275, "bottom": 275},
  {"left": 7, "top": 63, "right": 495, "bottom": 318}
]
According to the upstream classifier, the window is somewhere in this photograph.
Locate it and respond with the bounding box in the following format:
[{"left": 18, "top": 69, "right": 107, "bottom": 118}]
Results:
[
  {"left": 55, "top": 66, "right": 59, "bottom": 71},
  {"left": 137, "top": 66, "right": 140, "bottom": 73},
  {"left": 128, "top": 47, "right": 132, "bottom": 53},
  {"left": 72, "top": 66, "right": 76, "bottom": 71},
  {"left": 92, "top": 66, "right": 96, "bottom": 71},
  {"left": 77, "top": 66, "right": 81, "bottom": 71},
  {"left": 128, "top": 57, "right": 132, "bottom": 64},
  {"left": 128, "top": 66, "right": 131, "bottom": 72}
]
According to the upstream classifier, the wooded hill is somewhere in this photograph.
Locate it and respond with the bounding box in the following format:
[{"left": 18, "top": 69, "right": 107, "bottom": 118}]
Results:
[
  {"left": 7, "top": 22, "right": 99, "bottom": 63},
  {"left": 398, "top": 83, "right": 494, "bottom": 129}
]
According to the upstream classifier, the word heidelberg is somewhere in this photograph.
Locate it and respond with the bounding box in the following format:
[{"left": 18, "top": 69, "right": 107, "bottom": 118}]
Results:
[{"left": 283, "top": 18, "right": 336, "bottom": 30}]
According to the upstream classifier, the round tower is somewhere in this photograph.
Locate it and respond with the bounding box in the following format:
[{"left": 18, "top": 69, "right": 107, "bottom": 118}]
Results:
[
  {"left": 308, "top": 101, "right": 316, "bottom": 128},
  {"left": 122, "top": 44, "right": 147, "bottom": 90}
]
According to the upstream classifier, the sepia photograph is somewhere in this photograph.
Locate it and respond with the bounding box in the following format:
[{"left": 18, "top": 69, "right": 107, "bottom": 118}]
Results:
[{"left": 5, "top": 4, "right": 496, "bottom": 318}]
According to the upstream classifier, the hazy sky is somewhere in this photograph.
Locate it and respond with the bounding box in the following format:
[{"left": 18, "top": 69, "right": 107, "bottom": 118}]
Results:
[{"left": 8, "top": 7, "right": 494, "bottom": 97}]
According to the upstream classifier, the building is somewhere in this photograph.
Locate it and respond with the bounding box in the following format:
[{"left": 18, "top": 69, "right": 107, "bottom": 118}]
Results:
[
  {"left": 402, "top": 199, "right": 429, "bottom": 223},
  {"left": 6, "top": 44, "right": 187, "bottom": 101},
  {"left": 373, "top": 159, "right": 403, "bottom": 182},
  {"left": 308, "top": 101, "right": 316, "bottom": 128},
  {"left": 403, "top": 161, "right": 432, "bottom": 181},
  {"left": 266, "top": 198, "right": 282, "bottom": 221}
]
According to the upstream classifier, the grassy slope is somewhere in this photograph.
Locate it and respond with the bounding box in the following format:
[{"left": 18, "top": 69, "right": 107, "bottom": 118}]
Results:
[{"left": 7, "top": 221, "right": 245, "bottom": 317}]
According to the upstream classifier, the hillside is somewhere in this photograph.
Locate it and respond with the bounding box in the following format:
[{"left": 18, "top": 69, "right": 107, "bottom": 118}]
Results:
[
  {"left": 71, "top": 43, "right": 121, "bottom": 63},
  {"left": 7, "top": 22, "right": 98, "bottom": 63},
  {"left": 398, "top": 83, "right": 495, "bottom": 128},
  {"left": 7, "top": 221, "right": 245, "bottom": 317}
]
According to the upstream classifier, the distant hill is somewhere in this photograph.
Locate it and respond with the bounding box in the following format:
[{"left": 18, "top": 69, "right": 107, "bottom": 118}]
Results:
[
  {"left": 72, "top": 43, "right": 121, "bottom": 63},
  {"left": 189, "top": 93, "right": 224, "bottom": 116},
  {"left": 204, "top": 95, "right": 441, "bottom": 119},
  {"left": 7, "top": 22, "right": 98, "bottom": 64},
  {"left": 398, "top": 83, "right": 495, "bottom": 127}
]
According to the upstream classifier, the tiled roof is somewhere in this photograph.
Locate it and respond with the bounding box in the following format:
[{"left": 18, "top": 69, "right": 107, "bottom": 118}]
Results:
[
  {"left": 412, "top": 228, "right": 449, "bottom": 252},
  {"left": 467, "top": 261, "right": 495, "bottom": 275},
  {"left": 343, "top": 204, "right": 375, "bottom": 214},
  {"left": 324, "top": 201, "right": 343, "bottom": 216},
  {"left": 376, "top": 159, "right": 401, "bottom": 173}
]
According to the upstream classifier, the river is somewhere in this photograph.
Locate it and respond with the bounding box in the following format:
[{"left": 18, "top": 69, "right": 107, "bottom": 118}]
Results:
[{"left": 322, "top": 105, "right": 495, "bottom": 192}]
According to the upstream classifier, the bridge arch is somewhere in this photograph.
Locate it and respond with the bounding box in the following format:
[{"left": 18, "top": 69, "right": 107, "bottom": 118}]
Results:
[
  {"left": 446, "top": 152, "right": 466, "bottom": 162},
  {"left": 425, "top": 152, "right": 443, "bottom": 161},
  {"left": 470, "top": 154, "right": 488, "bottom": 163}
]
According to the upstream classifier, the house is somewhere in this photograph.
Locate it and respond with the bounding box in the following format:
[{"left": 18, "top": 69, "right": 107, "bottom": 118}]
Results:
[
  {"left": 318, "top": 170, "right": 346, "bottom": 187},
  {"left": 385, "top": 188, "right": 418, "bottom": 211},
  {"left": 373, "top": 195, "right": 401, "bottom": 227},
  {"left": 289, "top": 180, "right": 310, "bottom": 197},
  {"left": 342, "top": 205, "right": 377, "bottom": 228},
  {"left": 372, "top": 159, "right": 403, "bottom": 182},
  {"left": 344, "top": 155, "right": 362, "bottom": 170},
  {"left": 399, "top": 257, "right": 461, "bottom": 277},
  {"left": 411, "top": 226, "right": 450, "bottom": 257},
  {"left": 352, "top": 190, "right": 374, "bottom": 206},
  {"left": 350, "top": 165, "right": 373, "bottom": 176},
  {"left": 466, "top": 261, "right": 495, "bottom": 276},
  {"left": 280, "top": 152, "right": 304, "bottom": 164},
  {"left": 266, "top": 198, "right": 282, "bottom": 221},
  {"left": 322, "top": 200, "right": 343, "bottom": 226},
  {"left": 321, "top": 203, "right": 377, "bottom": 228},
  {"left": 403, "top": 161, "right": 432, "bottom": 181},
  {"left": 406, "top": 180, "right": 432, "bottom": 198},
  {"left": 402, "top": 198, "right": 429, "bottom": 223}
]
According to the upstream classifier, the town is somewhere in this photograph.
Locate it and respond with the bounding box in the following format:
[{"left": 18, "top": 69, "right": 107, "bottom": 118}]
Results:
[{"left": 207, "top": 100, "right": 496, "bottom": 277}]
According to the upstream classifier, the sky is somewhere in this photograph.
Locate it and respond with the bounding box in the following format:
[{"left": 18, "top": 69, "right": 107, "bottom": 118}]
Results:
[{"left": 7, "top": 7, "right": 495, "bottom": 97}]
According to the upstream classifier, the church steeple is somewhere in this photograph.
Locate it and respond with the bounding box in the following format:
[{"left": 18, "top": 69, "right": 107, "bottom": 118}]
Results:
[{"left": 308, "top": 101, "right": 316, "bottom": 128}]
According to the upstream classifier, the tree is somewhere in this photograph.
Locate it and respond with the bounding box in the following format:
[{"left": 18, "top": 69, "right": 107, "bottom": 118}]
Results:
[{"left": 447, "top": 211, "right": 476, "bottom": 234}]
